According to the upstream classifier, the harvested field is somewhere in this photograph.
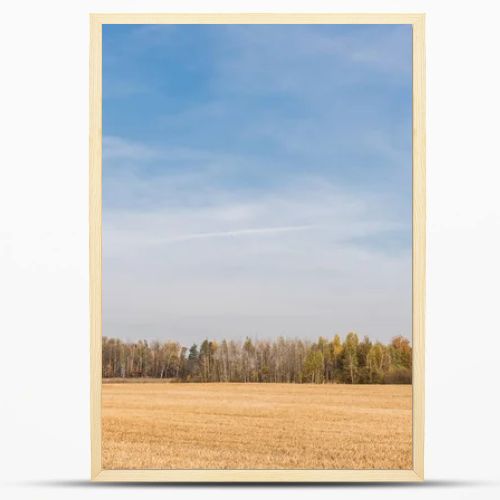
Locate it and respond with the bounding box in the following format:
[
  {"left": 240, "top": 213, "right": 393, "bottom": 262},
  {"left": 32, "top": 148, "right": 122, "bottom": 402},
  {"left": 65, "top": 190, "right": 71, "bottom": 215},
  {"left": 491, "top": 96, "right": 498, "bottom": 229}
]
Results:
[{"left": 102, "top": 383, "right": 412, "bottom": 469}]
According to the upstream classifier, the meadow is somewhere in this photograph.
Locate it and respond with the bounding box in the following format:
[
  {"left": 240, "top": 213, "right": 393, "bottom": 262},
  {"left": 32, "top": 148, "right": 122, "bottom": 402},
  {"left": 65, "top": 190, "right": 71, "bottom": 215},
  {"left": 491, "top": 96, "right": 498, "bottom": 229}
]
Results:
[{"left": 102, "top": 382, "right": 412, "bottom": 470}]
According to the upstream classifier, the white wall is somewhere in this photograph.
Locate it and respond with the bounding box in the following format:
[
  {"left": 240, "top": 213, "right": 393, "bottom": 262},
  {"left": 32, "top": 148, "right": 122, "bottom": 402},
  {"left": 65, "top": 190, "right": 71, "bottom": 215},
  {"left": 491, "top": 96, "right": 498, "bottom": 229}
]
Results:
[{"left": 1, "top": 0, "right": 499, "bottom": 498}]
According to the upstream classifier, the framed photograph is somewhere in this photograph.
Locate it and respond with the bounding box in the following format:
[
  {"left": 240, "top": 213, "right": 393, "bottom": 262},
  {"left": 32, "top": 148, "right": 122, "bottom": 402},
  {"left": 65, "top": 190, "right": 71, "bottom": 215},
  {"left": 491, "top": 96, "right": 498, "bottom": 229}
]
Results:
[{"left": 90, "top": 13, "right": 425, "bottom": 482}]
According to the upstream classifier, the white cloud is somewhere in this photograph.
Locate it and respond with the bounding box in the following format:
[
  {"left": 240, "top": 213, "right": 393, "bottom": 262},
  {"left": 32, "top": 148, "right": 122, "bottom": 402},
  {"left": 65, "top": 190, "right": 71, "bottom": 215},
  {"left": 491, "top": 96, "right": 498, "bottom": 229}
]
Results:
[
  {"left": 103, "top": 136, "right": 159, "bottom": 161},
  {"left": 103, "top": 173, "right": 411, "bottom": 344}
]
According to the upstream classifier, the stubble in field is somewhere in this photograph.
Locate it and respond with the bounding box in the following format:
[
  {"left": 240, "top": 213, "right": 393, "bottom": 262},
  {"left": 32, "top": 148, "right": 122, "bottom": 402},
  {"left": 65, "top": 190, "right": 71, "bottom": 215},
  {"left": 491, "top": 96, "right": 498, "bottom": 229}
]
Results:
[{"left": 102, "top": 383, "right": 412, "bottom": 469}]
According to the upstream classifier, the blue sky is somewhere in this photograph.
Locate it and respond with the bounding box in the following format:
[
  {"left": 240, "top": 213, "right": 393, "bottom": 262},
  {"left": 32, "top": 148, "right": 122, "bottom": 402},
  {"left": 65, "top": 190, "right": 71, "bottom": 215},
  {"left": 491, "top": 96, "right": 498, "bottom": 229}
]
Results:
[{"left": 102, "top": 24, "right": 412, "bottom": 344}]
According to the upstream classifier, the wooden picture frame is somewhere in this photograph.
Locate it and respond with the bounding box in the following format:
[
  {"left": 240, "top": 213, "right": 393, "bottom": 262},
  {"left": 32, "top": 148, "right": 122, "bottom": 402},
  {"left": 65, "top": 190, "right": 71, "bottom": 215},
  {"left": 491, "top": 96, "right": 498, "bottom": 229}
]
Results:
[{"left": 90, "top": 13, "right": 425, "bottom": 482}]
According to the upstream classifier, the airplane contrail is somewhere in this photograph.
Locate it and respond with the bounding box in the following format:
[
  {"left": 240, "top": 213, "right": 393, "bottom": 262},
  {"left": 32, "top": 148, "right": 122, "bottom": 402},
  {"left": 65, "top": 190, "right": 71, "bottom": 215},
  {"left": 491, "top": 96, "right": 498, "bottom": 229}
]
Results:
[{"left": 163, "top": 224, "right": 316, "bottom": 243}]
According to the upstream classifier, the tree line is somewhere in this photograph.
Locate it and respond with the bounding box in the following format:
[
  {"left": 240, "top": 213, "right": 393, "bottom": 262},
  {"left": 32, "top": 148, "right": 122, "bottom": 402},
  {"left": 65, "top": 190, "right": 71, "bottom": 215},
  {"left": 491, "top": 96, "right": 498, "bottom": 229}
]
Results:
[{"left": 102, "top": 333, "right": 412, "bottom": 384}]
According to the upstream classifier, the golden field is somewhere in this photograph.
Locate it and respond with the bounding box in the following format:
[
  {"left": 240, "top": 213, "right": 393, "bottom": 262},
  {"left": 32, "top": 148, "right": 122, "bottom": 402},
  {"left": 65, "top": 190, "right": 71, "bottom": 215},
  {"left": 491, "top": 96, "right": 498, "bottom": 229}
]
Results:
[{"left": 102, "top": 383, "right": 412, "bottom": 470}]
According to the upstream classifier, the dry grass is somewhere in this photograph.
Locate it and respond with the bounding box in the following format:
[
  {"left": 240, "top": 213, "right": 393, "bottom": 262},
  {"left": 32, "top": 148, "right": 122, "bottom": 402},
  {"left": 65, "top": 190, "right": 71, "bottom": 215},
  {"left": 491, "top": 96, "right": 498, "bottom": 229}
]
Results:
[{"left": 102, "top": 383, "right": 412, "bottom": 470}]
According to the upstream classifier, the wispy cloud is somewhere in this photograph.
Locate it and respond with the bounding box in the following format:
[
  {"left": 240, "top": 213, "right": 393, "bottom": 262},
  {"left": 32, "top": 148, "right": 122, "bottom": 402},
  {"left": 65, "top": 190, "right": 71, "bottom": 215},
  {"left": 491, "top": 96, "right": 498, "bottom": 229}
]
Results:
[
  {"left": 103, "top": 136, "right": 159, "bottom": 160},
  {"left": 212, "top": 24, "right": 411, "bottom": 97}
]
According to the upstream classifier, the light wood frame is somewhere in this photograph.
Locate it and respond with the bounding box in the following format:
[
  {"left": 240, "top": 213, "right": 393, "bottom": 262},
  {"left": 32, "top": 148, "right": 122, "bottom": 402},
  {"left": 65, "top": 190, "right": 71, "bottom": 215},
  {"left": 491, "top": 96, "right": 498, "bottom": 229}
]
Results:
[{"left": 90, "top": 13, "right": 425, "bottom": 482}]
